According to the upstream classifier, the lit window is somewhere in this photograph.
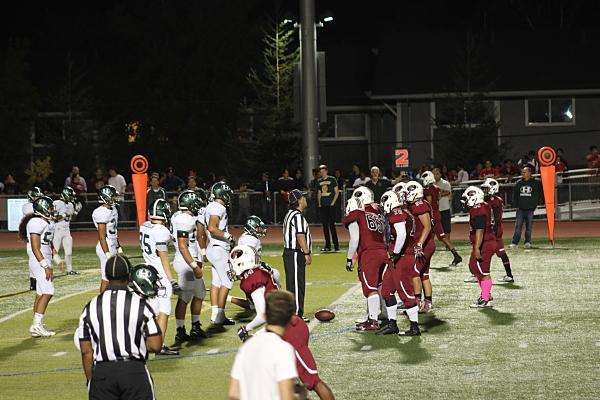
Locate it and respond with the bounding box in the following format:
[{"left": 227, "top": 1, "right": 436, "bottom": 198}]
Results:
[{"left": 526, "top": 98, "right": 574, "bottom": 125}]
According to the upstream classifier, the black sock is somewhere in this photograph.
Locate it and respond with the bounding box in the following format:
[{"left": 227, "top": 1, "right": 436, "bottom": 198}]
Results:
[
  {"left": 500, "top": 254, "right": 512, "bottom": 277},
  {"left": 410, "top": 321, "right": 419, "bottom": 330},
  {"left": 424, "top": 295, "right": 432, "bottom": 302},
  {"left": 385, "top": 298, "right": 397, "bottom": 307},
  {"left": 451, "top": 248, "right": 460, "bottom": 258},
  {"left": 415, "top": 293, "right": 422, "bottom": 300}
]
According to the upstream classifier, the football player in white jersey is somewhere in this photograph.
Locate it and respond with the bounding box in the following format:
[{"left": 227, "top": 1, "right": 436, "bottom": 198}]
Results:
[
  {"left": 205, "top": 181, "right": 236, "bottom": 325},
  {"left": 52, "top": 187, "right": 82, "bottom": 275},
  {"left": 22, "top": 187, "right": 43, "bottom": 290},
  {"left": 92, "top": 185, "right": 122, "bottom": 293},
  {"left": 172, "top": 190, "right": 208, "bottom": 342},
  {"left": 19, "top": 196, "right": 57, "bottom": 337},
  {"left": 140, "top": 198, "right": 179, "bottom": 355}
]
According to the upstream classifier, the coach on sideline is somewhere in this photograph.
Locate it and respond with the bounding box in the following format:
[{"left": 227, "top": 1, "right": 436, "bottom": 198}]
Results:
[
  {"left": 78, "top": 255, "right": 163, "bottom": 400},
  {"left": 282, "top": 189, "right": 312, "bottom": 321}
]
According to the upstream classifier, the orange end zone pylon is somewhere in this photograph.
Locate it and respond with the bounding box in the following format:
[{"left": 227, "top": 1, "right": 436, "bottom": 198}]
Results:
[
  {"left": 130, "top": 155, "right": 149, "bottom": 227},
  {"left": 537, "top": 146, "right": 557, "bottom": 245}
]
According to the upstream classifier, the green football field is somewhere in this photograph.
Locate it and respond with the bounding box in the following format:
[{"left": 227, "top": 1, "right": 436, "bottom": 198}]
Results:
[{"left": 1, "top": 239, "right": 600, "bottom": 399}]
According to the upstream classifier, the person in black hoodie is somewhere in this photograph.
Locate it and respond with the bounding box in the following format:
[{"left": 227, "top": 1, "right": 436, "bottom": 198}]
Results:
[{"left": 510, "top": 167, "right": 542, "bottom": 248}]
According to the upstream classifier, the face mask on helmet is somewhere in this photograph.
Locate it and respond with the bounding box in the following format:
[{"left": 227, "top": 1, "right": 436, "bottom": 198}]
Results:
[
  {"left": 403, "top": 181, "right": 423, "bottom": 203},
  {"left": 380, "top": 190, "right": 401, "bottom": 214},
  {"left": 421, "top": 171, "right": 435, "bottom": 187},
  {"left": 481, "top": 178, "right": 499, "bottom": 196},
  {"left": 461, "top": 186, "right": 484, "bottom": 208}
]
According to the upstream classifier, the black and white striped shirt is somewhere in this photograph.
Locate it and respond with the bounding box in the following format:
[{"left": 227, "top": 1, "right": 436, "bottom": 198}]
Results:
[
  {"left": 78, "top": 289, "right": 161, "bottom": 362},
  {"left": 283, "top": 209, "right": 311, "bottom": 252}
]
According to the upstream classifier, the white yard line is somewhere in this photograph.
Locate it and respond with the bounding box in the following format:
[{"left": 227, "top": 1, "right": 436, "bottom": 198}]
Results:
[
  {"left": 52, "top": 352, "right": 67, "bottom": 357},
  {"left": 308, "top": 283, "right": 360, "bottom": 332},
  {"left": 206, "top": 348, "right": 220, "bottom": 354},
  {"left": 0, "top": 287, "right": 95, "bottom": 324}
]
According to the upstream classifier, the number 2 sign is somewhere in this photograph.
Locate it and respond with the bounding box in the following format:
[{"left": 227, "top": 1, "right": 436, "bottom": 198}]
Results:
[{"left": 395, "top": 148, "right": 409, "bottom": 168}]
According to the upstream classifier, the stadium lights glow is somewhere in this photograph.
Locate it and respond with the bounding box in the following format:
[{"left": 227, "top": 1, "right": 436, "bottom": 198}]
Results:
[
  {"left": 283, "top": 18, "right": 294, "bottom": 24},
  {"left": 564, "top": 107, "right": 573, "bottom": 120},
  {"left": 323, "top": 16, "right": 333, "bottom": 22}
]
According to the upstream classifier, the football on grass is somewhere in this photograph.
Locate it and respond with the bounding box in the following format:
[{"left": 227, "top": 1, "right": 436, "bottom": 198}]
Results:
[{"left": 314, "top": 309, "right": 335, "bottom": 322}]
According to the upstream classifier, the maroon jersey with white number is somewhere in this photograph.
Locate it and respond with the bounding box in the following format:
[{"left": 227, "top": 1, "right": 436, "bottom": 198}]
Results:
[
  {"left": 408, "top": 200, "right": 434, "bottom": 251},
  {"left": 387, "top": 208, "right": 415, "bottom": 255},
  {"left": 485, "top": 195, "right": 504, "bottom": 237},
  {"left": 240, "top": 267, "right": 279, "bottom": 298},
  {"left": 468, "top": 202, "right": 496, "bottom": 243},
  {"left": 343, "top": 204, "right": 387, "bottom": 255},
  {"left": 423, "top": 185, "right": 441, "bottom": 221}
]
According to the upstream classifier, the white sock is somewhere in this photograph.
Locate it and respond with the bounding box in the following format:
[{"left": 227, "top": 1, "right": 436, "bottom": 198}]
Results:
[
  {"left": 367, "top": 295, "right": 380, "bottom": 320},
  {"left": 34, "top": 312, "right": 43, "bottom": 325},
  {"left": 386, "top": 305, "right": 398, "bottom": 321},
  {"left": 176, "top": 319, "right": 185, "bottom": 328},
  {"left": 211, "top": 305, "right": 218, "bottom": 321},
  {"left": 226, "top": 295, "right": 233, "bottom": 302},
  {"left": 246, "top": 315, "right": 265, "bottom": 331},
  {"left": 66, "top": 255, "right": 73, "bottom": 272},
  {"left": 406, "top": 305, "right": 419, "bottom": 323},
  {"left": 191, "top": 314, "right": 200, "bottom": 324}
]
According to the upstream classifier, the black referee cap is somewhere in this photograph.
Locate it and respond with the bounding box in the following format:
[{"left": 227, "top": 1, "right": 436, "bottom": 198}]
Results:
[
  {"left": 288, "top": 189, "right": 307, "bottom": 205},
  {"left": 105, "top": 255, "right": 131, "bottom": 280}
]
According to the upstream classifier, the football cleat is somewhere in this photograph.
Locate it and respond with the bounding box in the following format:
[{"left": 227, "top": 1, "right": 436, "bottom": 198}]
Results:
[
  {"left": 189, "top": 322, "right": 208, "bottom": 339},
  {"left": 418, "top": 300, "right": 426, "bottom": 313},
  {"left": 320, "top": 247, "right": 332, "bottom": 253},
  {"left": 376, "top": 320, "right": 399, "bottom": 335},
  {"left": 398, "top": 324, "right": 421, "bottom": 337},
  {"left": 66, "top": 270, "right": 80, "bottom": 275},
  {"left": 158, "top": 346, "right": 179, "bottom": 355},
  {"left": 497, "top": 275, "right": 514, "bottom": 283},
  {"left": 333, "top": 246, "right": 340, "bottom": 252},
  {"left": 30, "top": 324, "right": 55, "bottom": 337},
  {"left": 214, "top": 317, "right": 235, "bottom": 326},
  {"left": 450, "top": 255, "right": 463, "bottom": 266},
  {"left": 237, "top": 326, "right": 251, "bottom": 342},
  {"left": 464, "top": 275, "right": 478, "bottom": 283},
  {"left": 356, "top": 319, "right": 380, "bottom": 331},
  {"left": 175, "top": 327, "right": 190, "bottom": 342},
  {"left": 470, "top": 297, "right": 493, "bottom": 308},
  {"left": 301, "top": 316, "right": 310, "bottom": 323}
]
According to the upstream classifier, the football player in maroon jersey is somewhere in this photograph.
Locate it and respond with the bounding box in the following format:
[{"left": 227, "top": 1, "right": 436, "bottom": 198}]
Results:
[
  {"left": 228, "top": 245, "right": 279, "bottom": 341},
  {"left": 344, "top": 187, "right": 389, "bottom": 331},
  {"left": 462, "top": 186, "right": 496, "bottom": 308},
  {"left": 378, "top": 190, "right": 421, "bottom": 336},
  {"left": 402, "top": 181, "right": 436, "bottom": 313},
  {"left": 421, "top": 170, "right": 463, "bottom": 266}
]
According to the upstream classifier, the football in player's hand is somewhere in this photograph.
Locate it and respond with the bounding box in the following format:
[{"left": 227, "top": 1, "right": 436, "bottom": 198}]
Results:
[{"left": 314, "top": 309, "right": 335, "bottom": 322}]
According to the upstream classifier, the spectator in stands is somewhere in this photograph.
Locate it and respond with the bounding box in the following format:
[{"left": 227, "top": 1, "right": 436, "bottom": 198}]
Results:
[
  {"left": 447, "top": 168, "right": 458, "bottom": 183},
  {"left": 147, "top": 173, "right": 166, "bottom": 211},
  {"left": 161, "top": 167, "right": 185, "bottom": 192},
  {"left": 236, "top": 182, "right": 251, "bottom": 225},
  {"left": 352, "top": 170, "right": 370, "bottom": 188},
  {"left": 518, "top": 152, "right": 538, "bottom": 172},
  {"left": 510, "top": 167, "right": 542, "bottom": 249},
  {"left": 479, "top": 160, "right": 497, "bottom": 179},
  {"left": 187, "top": 176, "right": 203, "bottom": 194},
  {"left": 277, "top": 169, "right": 296, "bottom": 202},
  {"left": 433, "top": 168, "right": 454, "bottom": 240},
  {"left": 470, "top": 163, "right": 483, "bottom": 179},
  {"left": 0, "top": 181, "right": 4, "bottom": 193},
  {"left": 365, "top": 165, "right": 390, "bottom": 202},
  {"left": 317, "top": 164, "right": 340, "bottom": 252},
  {"left": 347, "top": 164, "right": 361, "bottom": 185},
  {"left": 255, "top": 172, "right": 273, "bottom": 224},
  {"left": 88, "top": 168, "right": 107, "bottom": 193},
  {"left": 294, "top": 169, "right": 305, "bottom": 190},
  {"left": 441, "top": 165, "right": 450, "bottom": 180},
  {"left": 455, "top": 165, "right": 469, "bottom": 184},
  {"left": 68, "top": 174, "right": 84, "bottom": 195},
  {"left": 334, "top": 169, "right": 346, "bottom": 190},
  {"left": 556, "top": 148, "right": 569, "bottom": 170},
  {"left": 498, "top": 159, "right": 519, "bottom": 181},
  {"left": 108, "top": 167, "right": 128, "bottom": 220},
  {"left": 555, "top": 156, "right": 568, "bottom": 173},
  {"left": 2, "top": 173, "right": 18, "bottom": 194},
  {"left": 586, "top": 145, "right": 600, "bottom": 172},
  {"left": 65, "top": 165, "right": 87, "bottom": 192},
  {"left": 416, "top": 164, "right": 429, "bottom": 180},
  {"left": 34, "top": 174, "right": 54, "bottom": 194},
  {"left": 204, "top": 172, "right": 216, "bottom": 190}
]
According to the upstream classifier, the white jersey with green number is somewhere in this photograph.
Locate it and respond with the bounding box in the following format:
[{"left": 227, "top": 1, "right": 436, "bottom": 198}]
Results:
[
  {"left": 92, "top": 205, "right": 119, "bottom": 242},
  {"left": 171, "top": 211, "right": 198, "bottom": 260},
  {"left": 53, "top": 199, "right": 75, "bottom": 229},
  {"left": 139, "top": 221, "right": 171, "bottom": 275},
  {"left": 204, "top": 201, "right": 229, "bottom": 250},
  {"left": 27, "top": 217, "right": 54, "bottom": 258}
]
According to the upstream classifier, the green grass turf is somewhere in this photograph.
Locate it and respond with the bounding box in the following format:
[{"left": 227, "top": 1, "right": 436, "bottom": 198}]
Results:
[{"left": 1, "top": 239, "right": 600, "bottom": 399}]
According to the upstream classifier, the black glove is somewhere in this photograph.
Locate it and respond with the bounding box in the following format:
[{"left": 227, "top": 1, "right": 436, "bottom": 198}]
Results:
[
  {"left": 260, "top": 262, "right": 273, "bottom": 273},
  {"left": 345, "top": 258, "right": 353, "bottom": 272},
  {"left": 414, "top": 243, "right": 425, "bottom": 258},
  {"left": 391, "top": 252, "right": 401, "bottom": 266}
]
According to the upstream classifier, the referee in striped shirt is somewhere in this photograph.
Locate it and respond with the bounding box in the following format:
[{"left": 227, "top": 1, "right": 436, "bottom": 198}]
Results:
[
  {"left": 282, "top": 189, "right": 312, "bottom": 320},
  {"left": 78, "top": 255, "right": 163, "bottom": 400}
]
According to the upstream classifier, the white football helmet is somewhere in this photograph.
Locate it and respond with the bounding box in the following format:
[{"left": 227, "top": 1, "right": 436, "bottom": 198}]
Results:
[
  {"left": 228, "top": 245, "right": 259, "bottom": 279},
  {"left": 481, "top": 178, "right": 500, "bottom": 196},
  {"left": 392, "top": 182, "right": 407, "bottom": 204},
  {"left": 403, "top": 181, "right": 424, "bottom": 203},
  {"left": 421, "top": 171, "right": 435, "bottom": 187},
  {"left": 461, "top": 186, "right": 485, "bottom": 208},
  {"left": 352, "top": 186, "right": 374, "bottom": 209},
  {"left": 345, "top": 196, "right": 361, "bottom": 215},
  {"left": 380, "top": 190, "right": 401, "bottom": 214}
]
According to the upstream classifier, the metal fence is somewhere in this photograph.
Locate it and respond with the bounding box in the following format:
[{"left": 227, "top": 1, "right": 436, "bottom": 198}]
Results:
[{"left": 1, "top": 170, "right": 599, "bottom": 231}]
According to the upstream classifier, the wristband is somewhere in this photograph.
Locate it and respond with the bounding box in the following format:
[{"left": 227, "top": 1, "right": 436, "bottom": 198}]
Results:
[
  {"left": 40, "top": 259, "right": 50, "bottom": 269},
  {"left": 223, "top": 232, "right": 232, "bottom": 240},
  {"left": 105, "top": 252, "right": 112, "bottom": 259},
  {"left": 200, "top": 248, "right": 206, "bottom": 257},
  {"left": 117, "top": 247, "right": 124, "bottom": 254},
  {"left": 189, "top": 261, "right": 199, "bottom": 269}
]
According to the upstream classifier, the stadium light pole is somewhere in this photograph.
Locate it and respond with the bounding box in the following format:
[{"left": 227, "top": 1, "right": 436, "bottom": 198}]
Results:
[{"left": 299, "top": 0, "right": 319, "bottom": 187}]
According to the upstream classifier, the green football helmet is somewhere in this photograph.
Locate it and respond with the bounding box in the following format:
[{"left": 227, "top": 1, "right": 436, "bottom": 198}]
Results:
[
  {"left": 60, "top": 186, "right": 76, "bottom": 203},
  {"left": 33, "top": 196, "right": 55, "bottom": 219},
  {"left": 27, "top": 187, "right": 43, "bottom": 202},
  {"left": 149, "top": 198, "right": 172, "bottom": 224},
  {"left": 244, "top": 215, "right": 267, "bottom": 237},
  {"left": 98, "top": 185, "right": 119, "bottom": 206},
  {"left": 178, "top": 190, "right": 202, "bottom": 215},
  {"left": 129, "top": 264, "right": 160, "bottom": 298},
  {"left": 211, "top": 181, "right": 233, "bottom": 207}
]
